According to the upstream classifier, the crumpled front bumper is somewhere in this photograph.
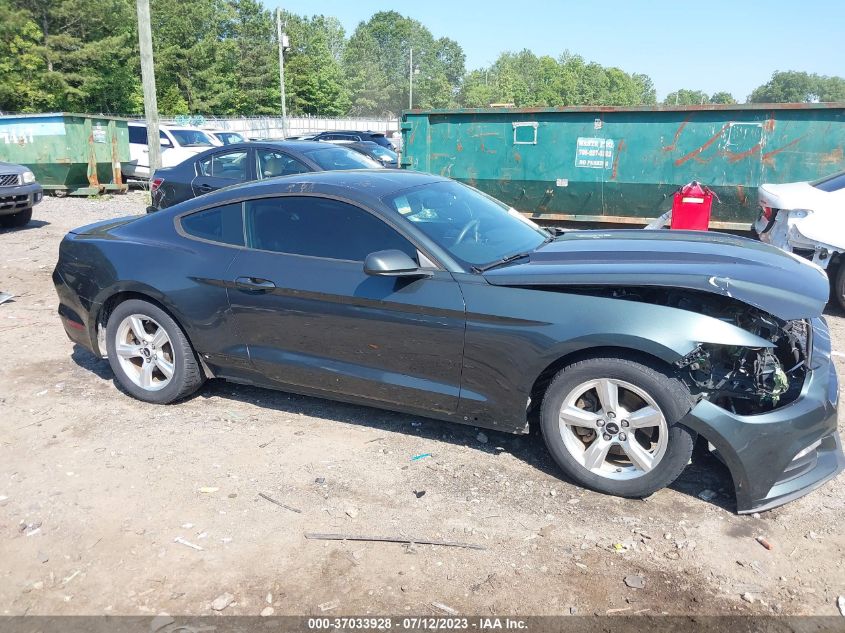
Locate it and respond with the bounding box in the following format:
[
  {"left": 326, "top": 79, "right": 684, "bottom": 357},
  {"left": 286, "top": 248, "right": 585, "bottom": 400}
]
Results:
[{"left": 680, "top": 317, "right": 844, "bottom": 513}]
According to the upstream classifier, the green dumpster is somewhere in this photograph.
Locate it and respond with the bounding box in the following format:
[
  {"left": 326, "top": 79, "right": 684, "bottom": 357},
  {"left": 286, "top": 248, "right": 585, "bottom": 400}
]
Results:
[
  {"left": 400, "top": 104, "right": 845, "bottom": 229},
  {"left": 0, "top": 113, "right": 129, "bottom": 196}
]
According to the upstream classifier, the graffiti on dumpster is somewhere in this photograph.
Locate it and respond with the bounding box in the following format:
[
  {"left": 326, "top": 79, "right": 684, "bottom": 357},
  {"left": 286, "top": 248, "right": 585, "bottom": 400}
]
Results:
[
  {"left": 0, "top": 118, "right": 66, "bottom": 146},
  {"left": 575, "top": 137, "right": 614, "bottom": 169}
]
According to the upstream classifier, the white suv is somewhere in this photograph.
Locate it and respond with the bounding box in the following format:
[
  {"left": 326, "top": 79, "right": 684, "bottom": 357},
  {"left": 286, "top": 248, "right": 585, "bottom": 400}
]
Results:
[{"left": 124, "top": 122, "right": 216, "bottom": 180}]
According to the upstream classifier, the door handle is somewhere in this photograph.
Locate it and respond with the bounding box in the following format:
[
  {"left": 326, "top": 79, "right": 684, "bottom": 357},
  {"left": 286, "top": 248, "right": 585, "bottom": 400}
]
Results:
[
  {"left": 198, "top": 183, "right": 213, "bottom": 193},
  {"left": 235, "top": 276, "right": 276, "bottom": 291}
]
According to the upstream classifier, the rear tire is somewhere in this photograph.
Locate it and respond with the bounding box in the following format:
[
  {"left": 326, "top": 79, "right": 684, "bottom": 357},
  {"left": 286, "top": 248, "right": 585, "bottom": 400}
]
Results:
[
  {"left": 0, "top": 208, "right": 32, "bottom": 228},
  {"left": 540, "top": 356, "right": 696, "bottom": 499},
  {"left": 105, "top": 299, "right": 205, "bottom": 404}
]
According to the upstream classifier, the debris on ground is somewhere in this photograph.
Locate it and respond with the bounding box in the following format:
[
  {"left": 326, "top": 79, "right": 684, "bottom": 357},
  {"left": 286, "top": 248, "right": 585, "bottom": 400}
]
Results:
[
  {"left": 476, "top": 432, "right": 488, "bottom": 444},
  {"left": 755, "top": 536, "right": 774, "bottom": 550},
  {"left": 259, "top": 492, "right": 302, "bottom": 514},
  {"left": 432, "top": 602, "right": 457, "bottom": 615},
  {"left": 413, "top": 490, "right": 426, "bottom": 498},
  {"left": 411, "top": 453, "right": 432, "bottom": 461},
  {"left": 304, "top": 532, "right": 486, "bottom": 550},
  {"left": 624, "top": 575, "right": 645, "bottom": 589},
  {"left": 837, "top": 596, "right": 845, "bottom": 617},
  {"left": 211, "top": 592, "right": 234, "bottom": 611},
  {"left": 199, "top": 487, "right": 219, "bottom": 494},
  {"left": 344, "top": 505, "right": 359, "bottom": 519},
  {"left": 698, "top": 489, "right": 717, "bottom": 501},
  {"left": 318, "top": 599, "right": 339, "bottom": 612},
  {"left": 174, "top": 536, "right": 204, "bottom": 551},
  {"left": 741, "top": 592, "right": 755, "bottom": 604},
  {"left": 0, "top": 292, "right": 13, "bottom": 306},
  {"left": 260, "top": 606, "right": 275, "bottom": 617}
]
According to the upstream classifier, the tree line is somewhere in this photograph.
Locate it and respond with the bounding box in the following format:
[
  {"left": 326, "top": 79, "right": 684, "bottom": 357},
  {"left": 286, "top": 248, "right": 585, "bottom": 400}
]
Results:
[{"left": 1, "top": 0, "right": 844, "bottom": 117}]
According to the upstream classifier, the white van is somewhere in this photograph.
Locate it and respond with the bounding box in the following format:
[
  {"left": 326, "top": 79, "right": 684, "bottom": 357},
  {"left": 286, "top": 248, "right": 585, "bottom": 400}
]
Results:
[{"left": 124, "top": 122, "right": 216, "bottom": 179}]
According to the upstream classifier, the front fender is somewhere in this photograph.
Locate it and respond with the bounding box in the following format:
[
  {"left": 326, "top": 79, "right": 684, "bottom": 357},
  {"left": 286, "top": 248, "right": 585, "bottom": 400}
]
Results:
[{"left": 458, "top": 282, "right": 773, "bottom": 432}]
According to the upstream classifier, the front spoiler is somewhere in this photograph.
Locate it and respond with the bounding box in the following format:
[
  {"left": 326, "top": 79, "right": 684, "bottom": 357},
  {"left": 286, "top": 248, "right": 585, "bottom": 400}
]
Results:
[{"left": 680, "top": 317, "right": 844, "bottom": 513}]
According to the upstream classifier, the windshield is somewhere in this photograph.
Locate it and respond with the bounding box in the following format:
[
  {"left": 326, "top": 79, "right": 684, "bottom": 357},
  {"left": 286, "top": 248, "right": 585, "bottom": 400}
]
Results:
[
  {"left": 304, "top": 145, "right": 382, "bottom": 170},
  {"left": 168, "top": 129, "right": 215, "bottom": 147},
  {"left": 811, "top": 170, "right": 845, "bottom": 192},
  {"left": 385, "top": 181, "right": 549, "bottom": 269},
  {"left": 215, "top": 132, "right": 245, "bottom": 145},
  {"left": 369, "top": 145, "right": 397, "bottom": 161}
]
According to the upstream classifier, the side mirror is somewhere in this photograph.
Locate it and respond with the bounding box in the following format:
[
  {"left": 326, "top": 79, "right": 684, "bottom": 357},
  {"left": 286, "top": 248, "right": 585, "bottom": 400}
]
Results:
[
  {"left": 364, "top": 249, "right": 431, "bottom": 277},
  {"left": 160, "top": 137, "right": 172, "bottom": 148}
]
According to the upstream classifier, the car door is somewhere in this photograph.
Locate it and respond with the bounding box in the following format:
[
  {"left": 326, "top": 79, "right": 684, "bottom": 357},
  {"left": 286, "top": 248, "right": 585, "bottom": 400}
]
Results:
[
  {"left": 192, "top": 148, "right": 254, "bottom": 197},
  {"left": 227, "top": 194, "right": 467, "bottom": 414}
]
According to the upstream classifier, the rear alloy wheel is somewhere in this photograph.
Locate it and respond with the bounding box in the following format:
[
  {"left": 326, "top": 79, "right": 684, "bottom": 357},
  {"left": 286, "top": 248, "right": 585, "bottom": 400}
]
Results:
[
  {"left": 105, "top": 299, "right": 204, "bottom": 404},
  {"left": 540, "top": 357, "right": 695, "bottom": 498},
  {"left": 0, "top": 208, "right": 32, "bottom": 228}
]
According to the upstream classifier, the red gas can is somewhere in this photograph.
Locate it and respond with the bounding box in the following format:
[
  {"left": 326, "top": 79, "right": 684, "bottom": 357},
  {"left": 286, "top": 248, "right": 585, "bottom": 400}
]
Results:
[{"left": 670, "top": 181, "right": 715, "bottom": 231}]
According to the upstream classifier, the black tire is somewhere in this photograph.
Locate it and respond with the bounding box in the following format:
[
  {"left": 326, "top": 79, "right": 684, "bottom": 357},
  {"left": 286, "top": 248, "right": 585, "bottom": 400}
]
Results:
[
  {"left": 540, "top": 356, "right": 696, "bottom": 499},
  {"left": 105, "top": 299, "right": 205, "bottom": 404},
  {"left": 0, "top": 208, "right": 32, "bottom": 228},
  {"left": 834, "top": 263, "right": 845, "bottom": 312}
]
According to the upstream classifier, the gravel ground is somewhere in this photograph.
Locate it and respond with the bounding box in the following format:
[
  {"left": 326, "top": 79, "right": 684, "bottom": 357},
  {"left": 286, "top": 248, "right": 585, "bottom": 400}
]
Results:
[{"left": 0, "top": 193, "right": 843, "bottom": 617}]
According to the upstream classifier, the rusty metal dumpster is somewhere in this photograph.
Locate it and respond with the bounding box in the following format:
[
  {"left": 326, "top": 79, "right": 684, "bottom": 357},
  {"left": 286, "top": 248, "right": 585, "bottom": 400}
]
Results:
[
  {"left": 0, "top": 113, "right": 129, "bottom": 196},
  {"left": 400, "top": 104, "right": 845, "bottom": 229}
]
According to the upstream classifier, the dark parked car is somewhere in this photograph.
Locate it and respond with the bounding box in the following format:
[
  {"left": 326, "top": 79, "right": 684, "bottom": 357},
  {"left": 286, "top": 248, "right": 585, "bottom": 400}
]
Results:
[
  {"left": 310, "top": 130, "right": 395, "bottom": 150},
  {"left": 0, "top": 160, "right": 43, "bottom": 228},
  {"left": 149, "top": 141, "right": 381, "bottom": 211},
  {"left": 344, "top": 141, "right": 399, "bottom": 168},
  {"left": 53, "top": 170, "right": 843, "bottom": 513}
]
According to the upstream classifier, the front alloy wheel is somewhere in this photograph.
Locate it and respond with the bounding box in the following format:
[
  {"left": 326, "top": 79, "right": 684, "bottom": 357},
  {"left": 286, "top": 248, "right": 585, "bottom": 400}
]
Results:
[
  {"left": 558, "top": 378, "right": 669, "bottom": 480},
  {"left": 541, "top": 357, "right": 695, "bottom": 499}
]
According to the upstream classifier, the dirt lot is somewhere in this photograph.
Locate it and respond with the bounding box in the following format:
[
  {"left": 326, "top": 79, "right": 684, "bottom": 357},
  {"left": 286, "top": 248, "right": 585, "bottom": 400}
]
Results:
[{"left": 1, "top": 193, "right": 843, "bottom": 617}]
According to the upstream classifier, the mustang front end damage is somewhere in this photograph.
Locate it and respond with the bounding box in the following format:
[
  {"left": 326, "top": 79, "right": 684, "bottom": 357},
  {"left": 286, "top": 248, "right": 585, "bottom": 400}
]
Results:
[
  {"left": 568, "top": 286, "right": 843, "bottom": 512},
  {"left": 674, "top": 313, "right": 809, "bottom": 413},
  {"left": 676, "top": 309, "right": 841, "bottom": 513}
]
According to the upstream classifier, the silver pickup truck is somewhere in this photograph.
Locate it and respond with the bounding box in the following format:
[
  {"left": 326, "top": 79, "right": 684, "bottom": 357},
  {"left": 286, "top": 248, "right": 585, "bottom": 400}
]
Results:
[{"left": 0, "top": 161, "right": 42, "bottom": 228}]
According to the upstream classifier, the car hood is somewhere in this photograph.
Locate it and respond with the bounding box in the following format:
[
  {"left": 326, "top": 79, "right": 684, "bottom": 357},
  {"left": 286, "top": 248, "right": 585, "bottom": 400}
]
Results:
[{"left": 482, "top": 230, "right": 829, "bottom": 320}]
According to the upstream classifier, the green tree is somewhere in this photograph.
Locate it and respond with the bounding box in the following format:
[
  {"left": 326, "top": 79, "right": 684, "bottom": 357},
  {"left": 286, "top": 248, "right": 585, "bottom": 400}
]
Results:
[
  {"left": 344, "top": 11, "right": 465, "bottom": 116},
  {"left": 747, "top": 70, "right": 845, "bottom": 103},
  {"left": 2, "top": 0, "right": 140, "bottom": 113},
  {"left": 284, "top": 13, "right": 350, "bottom": 116},
  {"left": 663, "top": 89, "right": 710, "bottom": 105},
  {"left": 709, "top": 91, "right": 737, "bottom": 104}
]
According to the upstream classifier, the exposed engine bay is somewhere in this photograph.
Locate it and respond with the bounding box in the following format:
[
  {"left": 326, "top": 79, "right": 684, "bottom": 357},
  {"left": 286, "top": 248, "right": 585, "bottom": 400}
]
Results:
[{"left": 570, "top": 287, "right": 811, "bottom": 414}]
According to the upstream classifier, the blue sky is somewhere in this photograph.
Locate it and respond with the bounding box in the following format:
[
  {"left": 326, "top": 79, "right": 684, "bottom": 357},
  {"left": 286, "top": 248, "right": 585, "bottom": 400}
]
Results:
[{"left": 270, "top": 0, "right": 845, "bottom": 101}]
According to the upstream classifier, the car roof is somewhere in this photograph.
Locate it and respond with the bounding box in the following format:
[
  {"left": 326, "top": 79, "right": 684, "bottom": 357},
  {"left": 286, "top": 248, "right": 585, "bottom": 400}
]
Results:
[
  {"left": 173, "top": 170, "right": 448, "bottom": 208},
  {"left": 318, "top": 130, "right": 384, "bottom": 136}
]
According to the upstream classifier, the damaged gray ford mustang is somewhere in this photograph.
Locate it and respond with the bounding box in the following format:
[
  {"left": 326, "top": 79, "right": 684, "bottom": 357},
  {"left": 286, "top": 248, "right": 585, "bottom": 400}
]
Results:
[{"left": 52, "top": 170, "right": 844, "bottom": 513}]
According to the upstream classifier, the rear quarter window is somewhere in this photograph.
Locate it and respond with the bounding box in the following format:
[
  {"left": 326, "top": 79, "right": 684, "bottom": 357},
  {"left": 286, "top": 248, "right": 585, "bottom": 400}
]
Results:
[{"left": 180, "top": 203, "right": 244, "bottom": 246}]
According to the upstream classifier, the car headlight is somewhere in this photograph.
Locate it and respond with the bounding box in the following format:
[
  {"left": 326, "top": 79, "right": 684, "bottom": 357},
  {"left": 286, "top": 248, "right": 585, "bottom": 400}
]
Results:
[{"left": 22, "top": 170, "right": 36, "bottom": 184}]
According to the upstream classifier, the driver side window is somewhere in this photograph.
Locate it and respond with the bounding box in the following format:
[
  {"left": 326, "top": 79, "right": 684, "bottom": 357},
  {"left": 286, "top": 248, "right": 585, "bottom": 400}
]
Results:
[{"left": 244, "top": 196, "right": 418, "bottom": 262}]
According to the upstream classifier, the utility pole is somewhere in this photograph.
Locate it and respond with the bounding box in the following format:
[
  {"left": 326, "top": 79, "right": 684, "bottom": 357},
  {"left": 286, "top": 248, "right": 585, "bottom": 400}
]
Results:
[
  {"left": 409, "top": 47, "right": 413, "bottom": 110},
  {"left": 136, "top": 0, "right": 161, "bottom": 175},
  {"left": 276, "top": 8, "right": 288, "bottom": 138}
]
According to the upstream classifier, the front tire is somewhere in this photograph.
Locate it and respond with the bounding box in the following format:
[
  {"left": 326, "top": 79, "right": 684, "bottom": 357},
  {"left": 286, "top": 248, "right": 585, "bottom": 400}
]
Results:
[
  {"left": 105, "top": 299, "right": 205, "bottom": 404},
  {"left": 0, "top": 208, "right": 32, "bottom": 228},
  {"left": 540, "top": 356, "right": 695, "bottom": 499}
]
